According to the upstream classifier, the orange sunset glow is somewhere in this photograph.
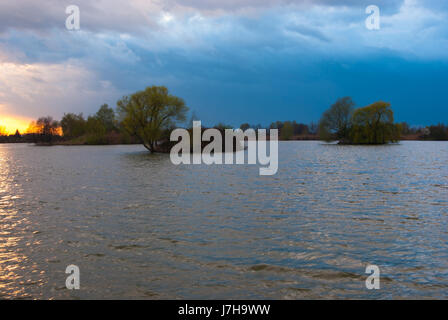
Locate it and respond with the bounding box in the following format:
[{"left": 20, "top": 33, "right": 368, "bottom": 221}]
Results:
[{"left": 0, "top": 115, "right": 33, "bottom": 135}]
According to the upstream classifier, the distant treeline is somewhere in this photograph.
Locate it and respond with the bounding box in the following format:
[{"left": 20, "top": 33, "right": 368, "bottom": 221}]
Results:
[
  {"left": 0, "top": 103, "right": 320, "bottom": 145},
  {"left": 0, "top": 105, "right": 139, "bottom": 145},
  {"left": 399, "top": 123, "right": 448, "bottom": 141},
  {"left": 1, "top": 115, "right": 447, "bottom": 145},
  {"left": 56, "top": 104, "right": 138, "bottom": 145},
  {"left": 317, "top": 97, "right": 448, "bottom": 144},
  {"left": 1, "top": 92, "right": 448, "bottom": 146},
  {"left": 240, "top": 121, "right": 318, "bottom": 140}
]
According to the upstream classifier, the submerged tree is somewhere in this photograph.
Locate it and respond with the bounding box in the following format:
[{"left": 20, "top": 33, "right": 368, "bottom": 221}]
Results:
[
  {"left": 117, "top": 86, "right": 188, "bottom": 152},
  {"left": 350, "top": 101, "right": 401, "bottom": 144},
  {"left": 318, "top": 96, "right": 355, "bottom": 142},
  {"left": 318, "top": 98, "right": 401, "bottom": 144}
]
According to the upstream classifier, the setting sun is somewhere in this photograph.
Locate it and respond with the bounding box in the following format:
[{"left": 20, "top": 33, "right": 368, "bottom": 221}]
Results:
[{"left": 0, "top": 115, "right": 32, "bottom": 135}]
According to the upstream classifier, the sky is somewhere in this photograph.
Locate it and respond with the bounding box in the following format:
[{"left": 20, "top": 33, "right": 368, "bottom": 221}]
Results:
[{"left": 0, "top": 0, "right": 447, "bottom": 133}]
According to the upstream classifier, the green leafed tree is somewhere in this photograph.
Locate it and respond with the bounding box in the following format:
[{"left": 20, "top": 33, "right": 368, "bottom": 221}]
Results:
[
  {"left": 95, "top": 104, "right": 116, "bottom": 132},
  {"left": 117, "top": 86, "right": 189, "bottom": 153},
  {"left": 318, "top": 97, "right": 355, "bottom": 142},
  {"left": 350, "top": 101, "right": 401, "bottom": 144},
  {"left": 60, "top": 113, "right": 86, "bottom": 139},
  {"left": 280, "top": 121, "right": 294, "bottom": 140}
]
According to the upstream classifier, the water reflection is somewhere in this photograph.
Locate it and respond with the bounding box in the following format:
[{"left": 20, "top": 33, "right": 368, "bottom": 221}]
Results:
[
  {"left": 0, "top": 142, "right": 446, "bottom": 299},
  {"left": 0, "top": 145, "right": 32, "bottom": 298}
]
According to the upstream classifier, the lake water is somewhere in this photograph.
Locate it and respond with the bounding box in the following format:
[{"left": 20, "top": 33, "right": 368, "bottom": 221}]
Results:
[{"left": 0, "top": 141, "right": 447, "bottom": 299}]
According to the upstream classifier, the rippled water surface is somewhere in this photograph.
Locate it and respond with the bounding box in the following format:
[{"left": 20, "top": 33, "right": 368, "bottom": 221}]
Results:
[{"left": 0, "top": 141, "right": 447, "bottom": 299}]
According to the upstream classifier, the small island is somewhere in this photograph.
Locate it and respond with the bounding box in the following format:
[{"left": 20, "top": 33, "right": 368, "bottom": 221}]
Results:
[
  {"left": 1, "top": 87, "right": 447, "bottom": 149},
  {"left": 318, "top": 97, "right": 401, "bottom": 145}
]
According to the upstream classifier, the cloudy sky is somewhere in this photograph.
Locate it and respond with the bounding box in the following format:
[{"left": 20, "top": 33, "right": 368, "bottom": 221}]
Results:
[{"left": 0, "top": 0, "right": 447, "bottom": 132}]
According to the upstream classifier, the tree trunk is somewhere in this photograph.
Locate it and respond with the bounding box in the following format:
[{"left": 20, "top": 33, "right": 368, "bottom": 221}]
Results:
[{"left": 143, "top": 142, "right": 154, "bottom": 153}]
